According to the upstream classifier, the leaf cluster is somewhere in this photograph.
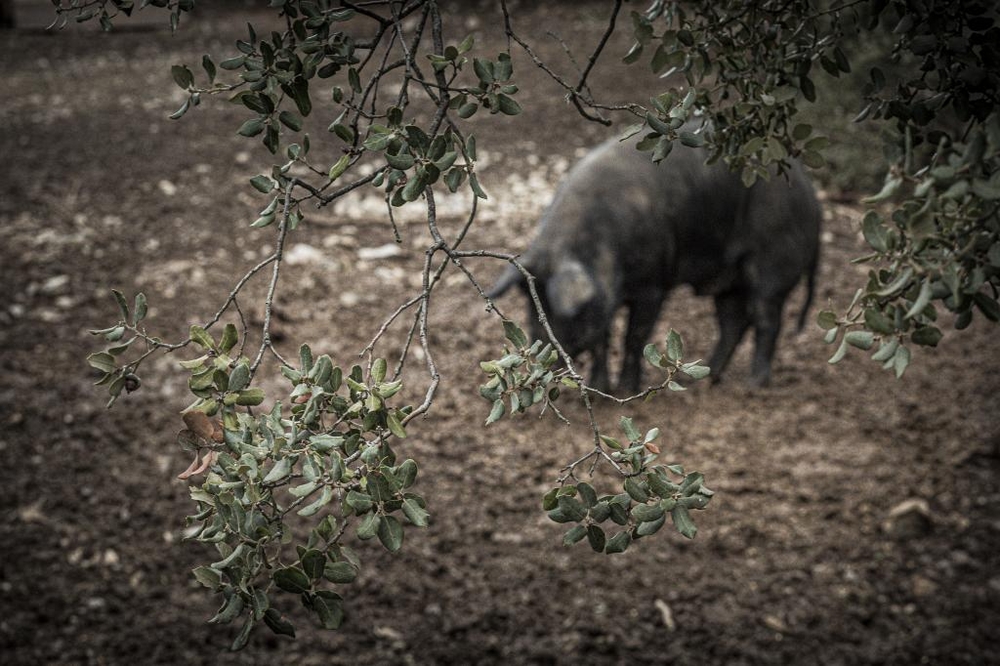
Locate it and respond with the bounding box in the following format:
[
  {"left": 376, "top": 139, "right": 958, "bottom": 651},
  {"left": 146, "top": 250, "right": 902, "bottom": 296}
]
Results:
[
  {"left": 180, "top": 344, "right": 427, "bottom": 647},
  {"left": 52, "top": 0, "right": 192, "bottom": 32},
  {"left": 87, "top": 290, "right": 151, "bottom": 407},
  {"left": 479, "top": 320, "right": 564, "bottom": 425},
  {"left": 480, "top": 324, "right": 714, "bottom": 553},
  {"left": 820, "top": 113, "right": 1000, "bottom": 372},
  {"left": 642, "top": 329, "right": 712, "bottom": 391},
  {"left": 545, "top": 417, "right": 713, "bottom": 555},
  {"left": 85, "top": 282, "right": 428, "bottom": 647},
  {"left": 367, "top": 122, "right": 481, "bottom": 206},
  {"left": 625, "top": 0, "right": 838, "bottom": 184}
]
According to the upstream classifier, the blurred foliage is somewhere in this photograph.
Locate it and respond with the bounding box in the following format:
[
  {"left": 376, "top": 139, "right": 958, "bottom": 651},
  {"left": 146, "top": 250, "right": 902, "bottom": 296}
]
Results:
[{"left": 796, "top": 25, "right": 904, "bottom": 195}]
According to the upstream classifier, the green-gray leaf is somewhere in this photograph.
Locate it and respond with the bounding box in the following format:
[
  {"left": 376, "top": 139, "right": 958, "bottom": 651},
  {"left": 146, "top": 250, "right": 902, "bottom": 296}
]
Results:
[
  {"left": 228, "top": 362, "right": 251, "bottom": 392},
  {"left": 401, "top": 497, "right": 429, "bottom": 527},
  {"left": 324, "top": 561, "right": 358, "bottom": 584},
  {"left": 671, "top": 505, "right": 697, "bottom": 539},
  {"left": 377, "top": 515, "right": 404, "bottom": 552},
  {"left": 262, "top": 457, "right": 292, "bottom": 484},
  {"left": 604, "top": 531, "right": 631, "bottom": 554},
  {"left": 273, "top": 566, "right": 311, "bottom": 594}
]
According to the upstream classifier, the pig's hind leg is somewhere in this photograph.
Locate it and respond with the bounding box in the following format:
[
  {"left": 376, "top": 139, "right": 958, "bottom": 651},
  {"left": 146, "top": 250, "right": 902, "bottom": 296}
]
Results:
[{"left": 748, "top": 291, "right": 789, "bottom": 388}]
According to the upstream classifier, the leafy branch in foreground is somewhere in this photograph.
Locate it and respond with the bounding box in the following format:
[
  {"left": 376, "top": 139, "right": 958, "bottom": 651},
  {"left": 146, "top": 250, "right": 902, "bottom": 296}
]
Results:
[
  {"left": 177, "top": 339, "right": 427, "bottom": 650},
  {"left": 78, "top": 0, "right": 717, "bottom": 648},
  {"left": 547, "top": 418, "right": 714, "bottom": 554},
  {"left": 91, "top": 296, "right": 427, "bottom": 649},
  {"left": 480, "top": 320, "right": 713, "bottom": 555}
]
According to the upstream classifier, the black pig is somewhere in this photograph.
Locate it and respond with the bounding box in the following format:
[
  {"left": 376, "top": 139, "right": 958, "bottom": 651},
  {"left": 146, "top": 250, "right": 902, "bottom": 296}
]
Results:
[{"left": 488, "top": 133, "right": 821, "bottom": 392}]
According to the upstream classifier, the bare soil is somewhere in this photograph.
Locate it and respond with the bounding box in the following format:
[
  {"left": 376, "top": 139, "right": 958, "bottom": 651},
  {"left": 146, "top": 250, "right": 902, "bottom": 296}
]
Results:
[{"left": 1, "top": 3, "right": 999, "bottom": 664}]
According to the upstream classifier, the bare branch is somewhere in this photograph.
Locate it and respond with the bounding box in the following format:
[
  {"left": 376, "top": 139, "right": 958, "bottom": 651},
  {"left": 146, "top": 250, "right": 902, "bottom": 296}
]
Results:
[
  {"left": 500, "top": 0, "right": 625, "bottom": 126},
  {"left": 250, "top": 179, "right": 297, "bottom": 375}
]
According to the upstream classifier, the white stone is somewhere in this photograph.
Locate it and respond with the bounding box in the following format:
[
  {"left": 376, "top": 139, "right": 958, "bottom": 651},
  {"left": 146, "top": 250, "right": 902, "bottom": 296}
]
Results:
[
  {"left": 358, "top": 243, "right": 404, "bottom": 261},
  {"left": 157, "top": 179, "right": 178, "bottom": 196},
  {"left": 284, "top": 243, "right": 326, "bottom": 266}
]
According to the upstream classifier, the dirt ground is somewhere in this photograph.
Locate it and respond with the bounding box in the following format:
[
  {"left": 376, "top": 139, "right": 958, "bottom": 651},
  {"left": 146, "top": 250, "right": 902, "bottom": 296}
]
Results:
[{"left": 2, "top": 3, "right": 999, "bottom": 664}]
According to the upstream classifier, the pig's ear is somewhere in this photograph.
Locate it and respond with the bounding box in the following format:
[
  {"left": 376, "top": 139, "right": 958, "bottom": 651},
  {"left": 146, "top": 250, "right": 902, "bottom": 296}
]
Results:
[{"left": 547, "top": 259, "right": 596, "bottom": 318}]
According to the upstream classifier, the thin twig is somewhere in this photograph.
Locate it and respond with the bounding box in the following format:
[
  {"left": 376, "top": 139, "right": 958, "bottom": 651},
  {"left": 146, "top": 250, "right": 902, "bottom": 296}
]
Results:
[
  {"left": 250, "top": 179, "right": 296, "bottom": 375},
  {"left": 500, "top": 0, "right": 623, "bottom": 126}
]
